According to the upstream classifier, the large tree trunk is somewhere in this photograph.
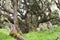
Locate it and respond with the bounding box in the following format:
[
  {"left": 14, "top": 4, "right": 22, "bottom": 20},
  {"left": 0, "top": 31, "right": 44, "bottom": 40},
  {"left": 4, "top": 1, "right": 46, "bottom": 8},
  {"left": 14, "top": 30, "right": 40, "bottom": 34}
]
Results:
[{"left": 9, "top": 0, "right": 26, "bottom": 40}]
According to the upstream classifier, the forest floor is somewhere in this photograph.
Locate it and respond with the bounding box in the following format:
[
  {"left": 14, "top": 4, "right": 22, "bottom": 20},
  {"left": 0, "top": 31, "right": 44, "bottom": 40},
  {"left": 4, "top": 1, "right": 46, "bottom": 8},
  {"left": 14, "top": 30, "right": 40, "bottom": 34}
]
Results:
[
  {"left": 23, "top": 26, "right": 60, "bottom": 40},
  {"left": 0, "top": 26, "right": 60, "bottom": 40},
  {"left": 0, "top": 29, "right": 16, "bottom": 40}
]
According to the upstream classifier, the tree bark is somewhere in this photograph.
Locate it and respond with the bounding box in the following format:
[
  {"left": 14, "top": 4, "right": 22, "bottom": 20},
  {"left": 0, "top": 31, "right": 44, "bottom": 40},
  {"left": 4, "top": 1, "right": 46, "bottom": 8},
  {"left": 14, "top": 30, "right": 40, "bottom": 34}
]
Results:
[{"left": 9, "top": 0, "right": 26, "bottom": 40}]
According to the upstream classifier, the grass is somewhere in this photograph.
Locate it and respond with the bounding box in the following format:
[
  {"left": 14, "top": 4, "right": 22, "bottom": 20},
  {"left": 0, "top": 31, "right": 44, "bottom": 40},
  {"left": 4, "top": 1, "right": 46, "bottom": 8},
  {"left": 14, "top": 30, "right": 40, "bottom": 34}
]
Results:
[
  {"left": 0, "top": 26, "right": 60, "bottom": 40},
  {"left": 0, "top": 29, "right": 16, "bottom": 40},
  {"left": 23, "top": 27, "right": 60, "bottom": 40}
]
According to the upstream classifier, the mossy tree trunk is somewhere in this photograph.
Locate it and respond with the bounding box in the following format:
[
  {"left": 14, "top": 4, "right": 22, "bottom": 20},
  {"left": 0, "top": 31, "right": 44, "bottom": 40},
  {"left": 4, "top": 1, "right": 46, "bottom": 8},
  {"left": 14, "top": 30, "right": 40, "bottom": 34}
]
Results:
[{"left": 9, "top": 0, "right": 25, "bottom": 40}]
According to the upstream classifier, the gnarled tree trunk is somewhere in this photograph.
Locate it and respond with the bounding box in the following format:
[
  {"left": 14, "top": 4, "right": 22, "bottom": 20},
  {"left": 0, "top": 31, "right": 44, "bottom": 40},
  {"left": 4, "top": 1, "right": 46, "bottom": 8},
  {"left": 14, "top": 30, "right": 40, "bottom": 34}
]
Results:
[{"left": 9, "top": 0, "right": 26, "bottom": 40}]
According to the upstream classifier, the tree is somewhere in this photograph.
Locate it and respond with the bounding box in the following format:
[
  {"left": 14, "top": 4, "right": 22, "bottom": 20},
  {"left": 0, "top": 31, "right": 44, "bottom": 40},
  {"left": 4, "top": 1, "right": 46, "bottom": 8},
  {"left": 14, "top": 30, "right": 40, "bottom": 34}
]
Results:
[
  {"left": 0, "top": 0, "right": 60, "bottom": 34},
  {"left": 0, "top": 0, "right": 25, "bottom": 40}
]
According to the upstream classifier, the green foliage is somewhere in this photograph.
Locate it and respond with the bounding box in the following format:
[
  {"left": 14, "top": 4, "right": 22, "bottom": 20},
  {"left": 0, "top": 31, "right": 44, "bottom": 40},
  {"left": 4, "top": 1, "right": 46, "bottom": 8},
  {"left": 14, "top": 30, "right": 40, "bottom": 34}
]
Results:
[
  {"left": 51, "top": 10, "right": 58, "bottom": 18},
  {"left": 23, "top": 26, "right": 60, "bottom": 40},
  {"left": 0, "top": 26, "right": 60, "bottom": 40},
  {"left": 0, "top": 29, "right": 16, "bottom": 40}
]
